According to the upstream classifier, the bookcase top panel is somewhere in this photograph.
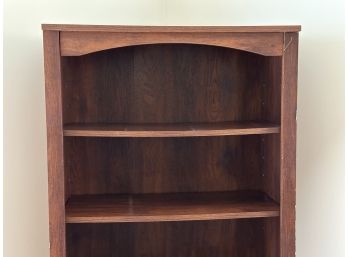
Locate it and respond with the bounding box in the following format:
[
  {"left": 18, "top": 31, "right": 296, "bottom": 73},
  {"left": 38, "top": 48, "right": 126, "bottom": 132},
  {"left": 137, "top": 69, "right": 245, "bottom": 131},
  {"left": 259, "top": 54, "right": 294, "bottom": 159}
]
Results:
[{"left": 42, "top": 24, "right": 301, "bottom": 33}]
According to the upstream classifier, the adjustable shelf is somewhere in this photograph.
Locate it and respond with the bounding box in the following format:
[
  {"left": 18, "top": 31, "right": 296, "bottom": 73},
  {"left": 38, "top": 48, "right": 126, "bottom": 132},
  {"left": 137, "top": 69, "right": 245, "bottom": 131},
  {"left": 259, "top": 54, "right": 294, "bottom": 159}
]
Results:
[
  {"left": 66, "top": 191, "right": 280, "bottom": 223},
  {"left": 63, "top": 122, "right": 280, "bottom": 138},
  {"left": 43, "top": 24, "right": 300, "bottom": 257}
]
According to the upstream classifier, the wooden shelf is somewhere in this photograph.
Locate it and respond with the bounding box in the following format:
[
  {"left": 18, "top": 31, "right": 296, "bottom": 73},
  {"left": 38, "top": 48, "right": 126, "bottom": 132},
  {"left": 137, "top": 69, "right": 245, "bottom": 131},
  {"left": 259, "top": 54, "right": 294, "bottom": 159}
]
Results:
[
  {"left": 63, "top": 122, "right": 280, "bottom": 138},
  {"left": 65, "top": 191, "right": 279, "bottom": 223}
]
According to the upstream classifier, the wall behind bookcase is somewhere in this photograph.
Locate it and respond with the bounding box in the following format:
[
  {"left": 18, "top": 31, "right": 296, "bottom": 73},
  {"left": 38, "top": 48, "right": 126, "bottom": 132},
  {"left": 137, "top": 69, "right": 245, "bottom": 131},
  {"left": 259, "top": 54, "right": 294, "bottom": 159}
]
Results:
[{"left": 4, "top": 1, "right": 345, "bottom": 257}]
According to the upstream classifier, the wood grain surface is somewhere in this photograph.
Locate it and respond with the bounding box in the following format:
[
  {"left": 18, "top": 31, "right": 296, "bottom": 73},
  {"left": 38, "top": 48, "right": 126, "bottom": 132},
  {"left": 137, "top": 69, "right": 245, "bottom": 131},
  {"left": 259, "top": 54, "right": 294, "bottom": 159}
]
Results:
[
  {"left": 60, "top": 31, "right": 284, "bottom": 56},
  {"left": 280, "top": 32, "right": 298, "bottom": 257},
  {"left": 66, "top": 191, "right": 280, "bottom": 223},
  {"left": 42, "top": 24, "right": 301, "bottom": 33},
  {"left": 62, "top": 44, "right": 269, "bottom": 124},
  {"left": 64, "top": 136, "right": 265, "bottom": 195},
  {"left": 43, "top": 30, "right": 66, "bottom": 257},
  {"left": 63, "top": 122, "right": 280, "bottom": 137},
  {"left": 67, "top": 219, "right": 274, "bottom": 257}
]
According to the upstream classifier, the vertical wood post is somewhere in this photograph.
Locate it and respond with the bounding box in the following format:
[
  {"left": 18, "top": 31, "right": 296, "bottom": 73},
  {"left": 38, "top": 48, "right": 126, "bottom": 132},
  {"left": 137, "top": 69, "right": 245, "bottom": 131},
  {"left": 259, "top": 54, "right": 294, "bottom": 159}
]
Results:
[
  {"left": 280, "top": 32, "right": 299, "bottom": 257},
  {"left": 43, "top": 30, "right": 66, "bottom": 257}
]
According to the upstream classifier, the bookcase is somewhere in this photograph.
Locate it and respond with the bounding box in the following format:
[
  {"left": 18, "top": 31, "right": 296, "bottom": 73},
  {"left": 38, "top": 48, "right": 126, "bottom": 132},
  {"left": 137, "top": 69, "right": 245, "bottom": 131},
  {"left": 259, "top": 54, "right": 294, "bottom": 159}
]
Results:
[{"left": 42, "top": 24, "right": 300, "bottom": 257}]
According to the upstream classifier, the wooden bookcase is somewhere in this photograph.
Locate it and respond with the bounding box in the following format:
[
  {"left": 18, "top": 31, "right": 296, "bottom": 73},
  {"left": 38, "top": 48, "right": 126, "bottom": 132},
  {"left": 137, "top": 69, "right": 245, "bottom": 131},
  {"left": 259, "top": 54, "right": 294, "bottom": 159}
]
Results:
[{"left": 42, "top": 24, "right": 300, "bottom": 257}]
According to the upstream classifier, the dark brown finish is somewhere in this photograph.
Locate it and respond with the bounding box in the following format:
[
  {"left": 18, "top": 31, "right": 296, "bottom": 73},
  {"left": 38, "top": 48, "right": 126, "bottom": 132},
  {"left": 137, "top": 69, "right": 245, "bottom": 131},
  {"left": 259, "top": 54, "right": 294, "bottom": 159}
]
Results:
[
  {"left": 261, "top": 56, "right": 282, "bottom": 201},
  {"left": 42, "top": 24, "right": 301, "bottom": 32},
  {"left": 64, "top": 122, "right": 280, "bottom": 137},
  {"left": 43, "top": 31, "right": 66, "bottom": 257},
  {"left": 61, "top": 44, "right": 271, "bottom": 124},
  {"left": 260, "top": 56, "right": 282, "bottom": 257},
  {"left": 60, "top": 31, "right": 284, "bottom": 56},
  {"left": 43, "top": 24, "right": 299, "bottom": 257},
  {"left": 280, "top": 32, "right": 298, "bottom": 257},
  {"left": 66, "top": 191, "right": 279, "bottom": 223},
  {"left": 67, "top": 219, "right": 274, "bottom": 257},
  {"left": 64, "top": 136, "right": 264, "bottom": 195}
]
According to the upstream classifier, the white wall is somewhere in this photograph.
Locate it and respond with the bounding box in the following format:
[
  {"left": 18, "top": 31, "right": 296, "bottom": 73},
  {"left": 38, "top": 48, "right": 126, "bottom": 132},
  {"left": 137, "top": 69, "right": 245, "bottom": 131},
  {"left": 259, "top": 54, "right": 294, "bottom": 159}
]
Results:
[{"left": 4, "top": 0, "right": 345, "bottom": 257}]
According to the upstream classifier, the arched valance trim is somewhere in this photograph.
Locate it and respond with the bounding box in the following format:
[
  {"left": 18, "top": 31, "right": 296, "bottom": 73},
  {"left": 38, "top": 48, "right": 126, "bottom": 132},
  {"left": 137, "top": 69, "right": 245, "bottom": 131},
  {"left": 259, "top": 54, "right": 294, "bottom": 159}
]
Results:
[{"left": 60, "top": 31, "right": 284, "bottom": 56}]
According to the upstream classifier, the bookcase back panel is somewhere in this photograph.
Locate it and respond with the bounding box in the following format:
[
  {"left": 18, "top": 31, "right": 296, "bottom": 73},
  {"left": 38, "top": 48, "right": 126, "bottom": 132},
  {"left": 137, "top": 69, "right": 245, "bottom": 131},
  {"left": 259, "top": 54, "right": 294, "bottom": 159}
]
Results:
[
  {"left": 67, "top": 219, "right": 278, "bottom": 257},
  {"left": 262, "top": 134, "right": 280, "bottom": 202},
  {"left": 64, "top": 136, "right": 264, "bottom": 195},
  {"left": 62, "top": 44, "right": 279, "bottom": 124}
]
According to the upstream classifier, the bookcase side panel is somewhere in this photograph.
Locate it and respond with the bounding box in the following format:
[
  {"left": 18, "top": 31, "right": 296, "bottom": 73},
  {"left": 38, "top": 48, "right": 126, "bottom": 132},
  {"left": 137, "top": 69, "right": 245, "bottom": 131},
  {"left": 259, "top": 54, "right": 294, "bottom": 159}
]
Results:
[
  {"left": 43, "top": 30, "right": 66, "bottom": 257},
  {"left": 280, "top": 32, "right": 298, "bottom": 257}
]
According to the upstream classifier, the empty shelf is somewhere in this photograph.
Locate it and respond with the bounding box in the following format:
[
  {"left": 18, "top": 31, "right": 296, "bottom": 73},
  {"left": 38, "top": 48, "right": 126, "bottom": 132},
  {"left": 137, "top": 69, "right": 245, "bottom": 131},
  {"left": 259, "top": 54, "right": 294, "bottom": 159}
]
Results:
[
  {"left": 65, "top": 191, "right": 280, "bottom": 223},
  {"left": 64, "top": 122, "right": 280, "bottom": 138}
]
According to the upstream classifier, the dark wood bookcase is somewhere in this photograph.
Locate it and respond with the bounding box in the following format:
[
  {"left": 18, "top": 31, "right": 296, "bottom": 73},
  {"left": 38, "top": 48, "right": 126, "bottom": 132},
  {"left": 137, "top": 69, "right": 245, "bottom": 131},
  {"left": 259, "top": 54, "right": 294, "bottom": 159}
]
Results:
[{"left": 43, "top": 24, "right": 300, "bottom": 257}]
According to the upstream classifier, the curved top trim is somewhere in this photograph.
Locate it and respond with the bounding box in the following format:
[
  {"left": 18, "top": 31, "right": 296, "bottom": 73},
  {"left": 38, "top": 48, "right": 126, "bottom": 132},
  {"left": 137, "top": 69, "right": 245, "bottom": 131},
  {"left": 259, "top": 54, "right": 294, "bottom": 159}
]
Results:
[
  {"left": 42, "top": 24, "right": 301, "bottom": 33},
  {"left": 60, "top": 31, "right": 285, "bottom": 56}
]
